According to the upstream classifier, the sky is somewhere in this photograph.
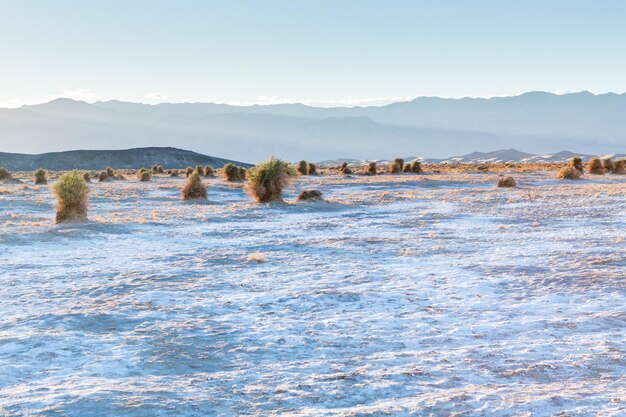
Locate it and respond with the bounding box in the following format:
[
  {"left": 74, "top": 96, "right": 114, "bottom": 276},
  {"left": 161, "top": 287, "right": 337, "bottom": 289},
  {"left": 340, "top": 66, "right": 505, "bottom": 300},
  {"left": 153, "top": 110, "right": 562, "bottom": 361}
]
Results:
[{"left": 1, "top": 0, "right": 626, "bottom": 108}]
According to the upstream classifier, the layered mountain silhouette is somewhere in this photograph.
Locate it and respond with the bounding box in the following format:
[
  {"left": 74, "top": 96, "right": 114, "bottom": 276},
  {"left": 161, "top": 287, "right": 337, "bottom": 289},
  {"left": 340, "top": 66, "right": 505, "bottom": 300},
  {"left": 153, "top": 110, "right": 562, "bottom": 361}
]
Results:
[{"left": 0, "top": 91, "right": 625, "bottom": 161}]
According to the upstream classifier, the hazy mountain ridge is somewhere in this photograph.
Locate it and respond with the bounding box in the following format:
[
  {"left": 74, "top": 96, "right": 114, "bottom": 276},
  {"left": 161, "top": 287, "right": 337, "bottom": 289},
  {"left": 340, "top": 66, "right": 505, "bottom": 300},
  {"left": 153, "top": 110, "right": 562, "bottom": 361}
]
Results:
[
  {"left": 1, "top": 91, "right": 625, "bottom": 161},
  {"left": 0, "top": 147, "right": 250, "bottom": 171}
]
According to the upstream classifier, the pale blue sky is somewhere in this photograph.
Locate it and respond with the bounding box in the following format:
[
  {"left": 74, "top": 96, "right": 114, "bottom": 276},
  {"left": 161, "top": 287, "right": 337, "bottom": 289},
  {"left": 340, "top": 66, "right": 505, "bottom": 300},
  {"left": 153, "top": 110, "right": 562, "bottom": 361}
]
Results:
[{"left": 1, "top": 0, "right": 625, "bottom": 107}]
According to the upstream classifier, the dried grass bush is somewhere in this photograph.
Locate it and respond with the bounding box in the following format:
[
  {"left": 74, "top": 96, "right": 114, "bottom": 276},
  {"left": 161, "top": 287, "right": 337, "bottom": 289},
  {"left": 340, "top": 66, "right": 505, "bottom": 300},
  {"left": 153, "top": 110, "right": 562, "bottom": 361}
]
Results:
[
  {"left": 602, "top": 158, "right": 615, "bottom": 173},
  {"left": 245, "top": 157, "right": 292, "bottom": 203},
  {"left": 587, "top": 157, "right": 605, "bottom": 174},
  {"left": 388, "top": 162, "right": 401, "bottom": 174},
  {"left": 83, "top": 172, "right": 91, "bottom": 182},
  {"left": 569, "top": 157, "right": 584, "bottom": 173},
  {"left": 185, "top": 167, "right": 193, "bottom": 177},
  {"left": 0, "top": 167, "right": 11, "bottom": 180},
  {"left": 393, "top": 158, "right": 405, "bottom": 171},
  {"left": 98, "top": 171, "right": 110, "bottom": 182},
  {"left": 613, "top": 159, "right": 626, "bottom": 174},
  {"left": 557, "top": 165, "right": 582, "bottom": 180},
  {"left": 137, "top": 168, "right": 152, "bottom": 182},
  {"left": 297, "top": 160, "right": 308, "bottom": 175},
  {"left": 106, "top": 167, "right": 115, "bottom": 177},
  {"left": 52, "top": 170, "right": 89, "bottom": 223},
  {"left": 204, "top": 165, "right": 214, "bottom": 177},
  {"left": 367, "top": 162, "right": 377, "bottom": 175},
  {"left": 297, "top": 189, "right": 323, "bottom": 201},
  {"left": 497, "top": 176, "right": 516, "bottom": 187},
  {"left": 34, "top": 168, "right": 47, "bottom": 185},
  {"left": 410, "top": 161, "right": 423, "bottom": 173},
  {"left": 307, "top": 162, "right": 317, "bottom": 175},
  {"left": 181, "top": 171, "right": 207, "bottom": 200},
  {"left": 402, "top": 164, "right": 412, "bottom": 173},
  {"left": 340, "top": 162, "right": 352, "bottom": 175},
  {"left": 238, "top": 167, "right": 247, "bottom": 180},
  {"left": 223, "top": 163, "right": 244, "bottom": 182},
  {"left": 170, "top": 169, "right": 179, "bottom": 177}
]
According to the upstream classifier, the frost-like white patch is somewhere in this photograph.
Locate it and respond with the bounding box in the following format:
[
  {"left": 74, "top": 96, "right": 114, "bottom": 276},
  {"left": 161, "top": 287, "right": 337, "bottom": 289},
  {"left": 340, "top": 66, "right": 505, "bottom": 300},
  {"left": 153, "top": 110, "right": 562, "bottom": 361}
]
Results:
[{"left": 0, "top": 172, "right": 624, "bottom": 416}]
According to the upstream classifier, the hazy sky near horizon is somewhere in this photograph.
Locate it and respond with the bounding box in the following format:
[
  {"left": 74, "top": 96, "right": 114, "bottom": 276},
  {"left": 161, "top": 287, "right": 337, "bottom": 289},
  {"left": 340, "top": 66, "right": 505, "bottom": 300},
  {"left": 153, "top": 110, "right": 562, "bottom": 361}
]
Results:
[{"left": 1, "top": 0, "right": 626, "bottom": 108}]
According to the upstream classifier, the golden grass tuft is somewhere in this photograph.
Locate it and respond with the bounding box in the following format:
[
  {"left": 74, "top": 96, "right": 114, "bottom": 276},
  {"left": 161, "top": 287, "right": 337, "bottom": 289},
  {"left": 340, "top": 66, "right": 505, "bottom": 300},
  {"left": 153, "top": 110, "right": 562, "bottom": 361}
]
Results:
[
  {"left": 393, "top": 158, "right": 405, "bottom": 171},
  {"left": 557, "top": 165, "right": 582, "bottom": 180},
  {"left": 98, "top": 171, "right": 110, "bottom": 182},
  {"left": 297, "top": 160, "right": 308, "bottom": 175},
  {"left": 569, "top": 157, "right": 584, "bottom": 173},
  {"left": 0, "top": 167, "right": 11, "bottom": 180},
  {"left": 137, "top": 168, "right": 152, "bottom": 182},
  {"left": 52, "top": 170, "right": 89, "bottom": 223},
  {"left": 195, "top": 165, "right": 203, "bottom": 176},
  {"left": 185, "top": 167, "right": 193, "bottom": 177},
  {"left": 613, "top": 159, "right": 625, "bottom": 174},
  {"left": 602, "top": 158, "right": 615, "bottom": 173},
  {"left": 367, "top": 161, "right": 377, "bottom": 176},
  {"left": 402, "top": 164, "right": 412, "bottom": 173},
  {"left": 297, "top": 189, "right": 323, "bottom": 201},
  {"left": 106, "top": 167, "right": 115, "bottom": 177},
  {"left": 83, "top": 172, "right": 91, "bottom": 182},
  {"left": 307, "top": 162, "right": 317, "bottom": 175},
  {"left": 170, "top": 169, "right": 179, "bottom": 177},
  {"left": 247, "top": 252, "right": 266, "bottom": 263},
  {"left": 340, "top": 162, "right": 352, "bottom": 175},
  {"left": 204, "top": 165, "right": 214, "bottom": 177},
  {"left": 587, "top": 157, "right": 605, "bottom": 175},
  {"left": 181, "top": 171, "right": 208, "bottom": 200},
  {"left": 245, "top": 156, "right": 292, "bottom": 203},
  {"left": 223, "top": 163, "right": 243, "bottom": 182},
  {"left": 388, "top": 162, "right": 401, "bottom": 174},
  {"left": 496, "top": 176, "right": 516, "bottom": 187},
  {"left": 410, "top": 161, "right": 423, "bottom": 173},
  {"left": 34, "top": 168, "right": 47, "bottom": 185}
]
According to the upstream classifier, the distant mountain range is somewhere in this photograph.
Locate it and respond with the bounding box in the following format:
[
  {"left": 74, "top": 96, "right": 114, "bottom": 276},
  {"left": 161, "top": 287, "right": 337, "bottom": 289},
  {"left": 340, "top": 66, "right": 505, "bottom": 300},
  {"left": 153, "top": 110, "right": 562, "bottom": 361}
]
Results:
[
  {"left": 0, "top": 146, "right": 622, "bottom": 171},
  {"left": 0, "top": 147, "right": 249, "bottom": 171},
  {"left": 0, "top": 91, "right": 625, "bottom": 161}
]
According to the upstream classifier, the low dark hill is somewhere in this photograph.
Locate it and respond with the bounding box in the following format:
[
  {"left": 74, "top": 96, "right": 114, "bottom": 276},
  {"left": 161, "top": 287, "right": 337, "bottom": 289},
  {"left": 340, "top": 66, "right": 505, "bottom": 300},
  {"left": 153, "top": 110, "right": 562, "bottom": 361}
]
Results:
[{"left": 0, "top": 147, "right": 251, "bottom": 171}]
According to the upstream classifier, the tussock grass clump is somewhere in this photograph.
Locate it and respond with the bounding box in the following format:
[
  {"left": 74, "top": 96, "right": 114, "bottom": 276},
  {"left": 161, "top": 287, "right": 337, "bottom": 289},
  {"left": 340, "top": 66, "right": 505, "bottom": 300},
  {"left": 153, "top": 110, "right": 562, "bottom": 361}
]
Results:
[
  {"left": 52, "top": 170, "right": 89, "bottom": 223},
  {"left": 137, "top": 168, "right": 152, "bottom": 182},
  {"left": 34, "top": 168, "right": 48, "bottom": 185},
  {"left": 367, "top": 162, "right": 377, "bottom": 175},
  {"left": 307, "top": 162, "right": 317, "bottom": 175},
  {"left": 410, "top": 161, "right": 423, "bottom": 173},
  {"left": 106, "top": 167, "right": 115, "bottom": 177},
  {"left": 195, "top": 165, "right": 203, "bottom": 176},
  {"left": 98, "top": 171, "right": 110, "bottom": 182},
  {"left": 497, "top": 176, "right": 516, "bottom": 187},
  {"left": 587, "top": 157, "right": 605, "bottom": 175},
  {"left": 297, "top": 189, "right": 323, "bottom": 201},
  {"left": 185, "top": 167, "right": 193, "bottom": 177},
  {"left": 297, "top": 160, "right": 308, "bottom": 175},
  {"left": 204, "top": 165, "right": 214, "bottom": 177},
  {"left": 340, "top": 162, "right": 352, "bottom": 175},
  {"left": 83, "top": 172, "right": 92, "bottom": 182},
  {"left": 0, "top": 167, "right": 11, "bottom": 180},
  {"left": 151, "top": 165, "right": 164, "bottom": 174},
  {"left": 402, "top": 164, "right": 412, "bottom": 173},
  {"left": 569, "top": 157, "right": 584, "bottom": 173},
  {"left": 238, "top": 167, "right": 247, "bottom": 180},
  {"left": 393, "top": 158, "right": 405, "bottom": 171},
  {"left": 602, "top": 158, "right": 615, "bottom": 173},
  {"left": 224, "top": 163, "right": 244, "bottom": 182},
  {"left": 557, "top": 165, "right": 582, "bottom": 180},
  {"left": 170, "top": 169, "right": 179, "bottom": 177},
  {"left": 388, "top": 162, "right": 402, "bottom": 174},
  {"left": 181, "top": 172, "right": 207, "bottom": 200},
  {"left": 245, "top": 157, "right": 292, "bottom": 203},
  {"left": 613, "top": 159, "right": 626, "bottom": 174}
]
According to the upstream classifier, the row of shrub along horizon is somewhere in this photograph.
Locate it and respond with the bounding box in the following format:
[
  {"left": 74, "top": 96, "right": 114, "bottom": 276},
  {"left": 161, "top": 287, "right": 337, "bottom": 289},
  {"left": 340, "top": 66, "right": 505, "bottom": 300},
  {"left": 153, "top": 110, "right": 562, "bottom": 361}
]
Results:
[{"left": 558, "top": 156, "right": 626, "bottom": 179}]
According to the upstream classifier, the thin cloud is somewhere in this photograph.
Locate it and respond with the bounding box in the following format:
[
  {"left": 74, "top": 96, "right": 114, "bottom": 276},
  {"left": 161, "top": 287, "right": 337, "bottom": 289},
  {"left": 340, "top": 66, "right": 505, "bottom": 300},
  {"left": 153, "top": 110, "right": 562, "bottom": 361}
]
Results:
[{"left": 144, "top": 92, "right": 169, "bottom": 100}]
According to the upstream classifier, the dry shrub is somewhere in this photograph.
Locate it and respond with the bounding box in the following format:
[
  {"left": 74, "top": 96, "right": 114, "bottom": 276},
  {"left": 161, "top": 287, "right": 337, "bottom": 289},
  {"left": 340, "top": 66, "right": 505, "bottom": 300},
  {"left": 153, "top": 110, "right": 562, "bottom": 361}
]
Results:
[
  {"left": 497, "top": 176, "right": 516, "bottom": 187},
  {"left": 238, "top": 167, "right": 247, "bottom": 180},
  {"left": 245, "top": 156, "right": 291, "bottom": 203},
  {"left": 603, "top": 158, "right": 615, "bottom": 173},
  {"left": 613, "top": 159, "right": 626, "bottom": 174},
  {"left": 340, "top": 162, "right": 352, "bottom": 175},
  {"left": 0, "top": 167, "right": 11, "bottom": 180},
  {"left": 152, "top": 164, "right": 159, "bottom": 173},
  {"left": 170, "top": 169, "right": 179, "bottom": 177},
  {"left": 557, "top": 165, "right": 582, "bottom": 180},
  {"left": 181, "top": 171, "right": 207, "bottom": 200},
  {"left": 297, "top": 189, "right": 323, "bottom": 201},
  {"left": 195, "top": 165, "right": 203, "bottom": 176},
  {"left": 587, "top": 157, "right": 605, "bottom": 174},
  {"left": 185, "top": 167, "right": 193, "bottom": 177},
  {"left": 224, "top": 163, "right": 240, "bottom": 181},
  {"left": 137, "top": 168, "right": 152, "bottom": 181},
  {"left": 307, "top": 163, "right": 317, "bottom": 175},
  {"left": 388, "top": 162, "right": 401, "bottom": 174},
  {"left": 83, "top": 172, "right": 91, "bottom": 182},
  {"left": 367, "top": 162, "right": 377, "bottom": 176},
  {"left": 402, "top": 164, "right": 412, "bottom": 173},
  {"left": 410, "top": 161, "right": 423, "bottom": 173},
  {"left": 52, "top": 170, "right": 89, "bottom": 223},
  {"left": 204, "top": 165, "right": 214, "bottom": 177},
  {"left": 297, "top": 160, "right": 308, "bottom": 175},
  {"left": 106, "top": 167, "right": 115, "bottom": 177},
  {"left": 98, "top": 171, "right": 111, "bottom": 182},
  {"left": 569, "top": 157, "right": 584, "bottom": 173},
  {"left": 393, "top": 158, "right": 405, "bottom": 171},
  {"left": 34, "top": 168, "right": 47, "bottom": 185}
]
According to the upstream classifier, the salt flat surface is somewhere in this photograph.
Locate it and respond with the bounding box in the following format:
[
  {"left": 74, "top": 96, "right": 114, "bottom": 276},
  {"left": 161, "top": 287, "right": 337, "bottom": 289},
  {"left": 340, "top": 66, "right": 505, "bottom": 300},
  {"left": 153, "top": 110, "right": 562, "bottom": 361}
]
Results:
[{"left": 0, "top": 171, "right": 624, "bottom": 416}]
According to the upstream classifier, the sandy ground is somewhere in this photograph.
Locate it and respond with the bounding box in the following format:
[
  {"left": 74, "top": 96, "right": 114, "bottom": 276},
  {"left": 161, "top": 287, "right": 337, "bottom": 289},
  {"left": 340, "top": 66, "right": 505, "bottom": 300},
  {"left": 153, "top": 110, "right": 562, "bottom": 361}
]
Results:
[{"left": 0, "top": 170, "right": 624, "bottom": 416}]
